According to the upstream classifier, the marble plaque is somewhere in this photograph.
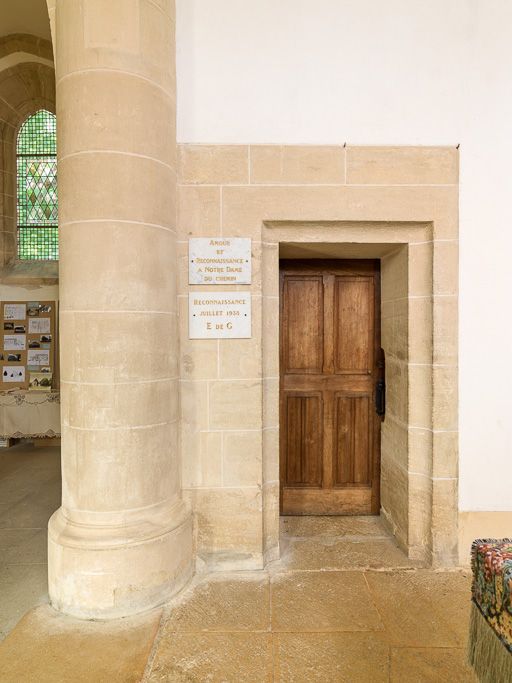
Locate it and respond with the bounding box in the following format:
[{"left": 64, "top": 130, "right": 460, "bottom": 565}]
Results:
[
  {"left": 189, "top": 238, "right": 251, "bottom": 285},
  {"left": 189, "top": 292, "right": 251, "bottom": 339}
]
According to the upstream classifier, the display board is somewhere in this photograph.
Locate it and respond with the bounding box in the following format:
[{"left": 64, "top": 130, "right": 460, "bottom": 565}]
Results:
[{"left": 1, "top": 301, "right": 57, "bottom": 391}]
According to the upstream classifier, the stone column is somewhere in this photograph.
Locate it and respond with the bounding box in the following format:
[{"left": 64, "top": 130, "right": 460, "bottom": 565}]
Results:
[{"left": 47, "top": 0, "right": 193, "bottom": 618}]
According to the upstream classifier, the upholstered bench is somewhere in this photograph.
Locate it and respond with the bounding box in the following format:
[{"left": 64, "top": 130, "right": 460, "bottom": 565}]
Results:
[{"left": 468, "top": 539, "right": 512, "bottom": 683}]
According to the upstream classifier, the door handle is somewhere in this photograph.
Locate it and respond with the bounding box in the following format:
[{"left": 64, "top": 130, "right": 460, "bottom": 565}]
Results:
[
  {"left": 375, "top": 348, "right": 385, "bottom": 419},
  {"left": 375, "top": 379, "right": 385, "bottom": 417}
]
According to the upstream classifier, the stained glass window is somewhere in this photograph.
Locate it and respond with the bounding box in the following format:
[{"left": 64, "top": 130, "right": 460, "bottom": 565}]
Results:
[{"left": 17, "top": 110, "right": 58, "bottom": 260}]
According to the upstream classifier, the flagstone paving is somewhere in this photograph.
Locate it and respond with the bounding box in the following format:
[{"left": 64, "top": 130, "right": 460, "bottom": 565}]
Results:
[
  {"left": 0, "top": 444, "right": 476, "bottom": 681},
  {"left": 143, "top": 522, "right": 475, "bottom": 682}
]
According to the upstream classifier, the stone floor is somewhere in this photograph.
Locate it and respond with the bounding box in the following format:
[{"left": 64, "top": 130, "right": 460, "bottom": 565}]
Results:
[
  {"left": 143, "top": 519, "right": 476, "bottom": 682},
  {"left": 0, "top": 443, "right": 477, "bottom": 681},
  {"left": 0, "top": 442, "right": 60, "bottom": 640}
]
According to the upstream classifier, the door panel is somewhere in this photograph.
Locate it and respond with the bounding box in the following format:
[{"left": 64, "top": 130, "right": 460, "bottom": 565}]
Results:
[
  {"left": 284, "top": 393, "right": 322, "bottom": 486},
  {"left": 334, "top": 277, "right": 373, "bottom": 375},
  {"left": 282, "top": 276, "right": 323, "bottom": 374},
  {"left": 334, "top": 394, "right": 371, "bottom": 487},
  {"left": 280, "top": 260, "right": 381, "bottom": 515}
]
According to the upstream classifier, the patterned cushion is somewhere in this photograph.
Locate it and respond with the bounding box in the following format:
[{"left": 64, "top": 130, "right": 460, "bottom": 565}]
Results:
[{"left": 471, "top": 539, "right": 512, "bottom": 653}]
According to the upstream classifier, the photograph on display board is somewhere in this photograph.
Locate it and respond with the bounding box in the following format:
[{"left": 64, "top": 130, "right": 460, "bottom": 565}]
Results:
[{"left": 28, "top": 372, "right": 52, "bottom": 391}]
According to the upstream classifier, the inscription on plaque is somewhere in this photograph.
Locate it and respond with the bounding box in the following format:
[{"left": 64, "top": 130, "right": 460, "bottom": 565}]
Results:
[
  {"left": 189, "top": 292, "right": 251, "bottom": 339},
  {"left": 189, "top": 238, "right": 251, "bottom": 285}
]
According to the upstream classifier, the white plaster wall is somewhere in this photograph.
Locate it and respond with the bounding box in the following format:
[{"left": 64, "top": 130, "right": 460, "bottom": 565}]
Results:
[
  {"left": 2, "top": 284, "right": 58, "bottom": 302},
  {"left": 176, "top": 0, "right": 512, "bottom": 512}
]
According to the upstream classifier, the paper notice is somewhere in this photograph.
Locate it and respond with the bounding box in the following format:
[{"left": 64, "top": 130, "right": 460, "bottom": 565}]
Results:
[
  {"left": 2, "top": 366, "right": 25, "bottom": 383},
  {"left": 4, "top": 304, "right": 26, "bottom": 321},
  {"left": 27, "top": 349, "right": 50, "bottom": 366},
  {"left": 4, "top": 334, "right": 26, "bottom": 351},
  {"left": 28, "top": 317, "right": 51, "bottom": 334}
]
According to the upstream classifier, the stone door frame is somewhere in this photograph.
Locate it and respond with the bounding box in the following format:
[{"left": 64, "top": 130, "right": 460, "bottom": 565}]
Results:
[{"left": 262, "top": 218, "right": 458, "bottom": 567}]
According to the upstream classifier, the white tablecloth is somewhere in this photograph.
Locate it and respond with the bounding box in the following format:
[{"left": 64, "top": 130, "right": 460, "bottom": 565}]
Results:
[{"left": 0, "top": 391, "right": 60, "bottom": 438}]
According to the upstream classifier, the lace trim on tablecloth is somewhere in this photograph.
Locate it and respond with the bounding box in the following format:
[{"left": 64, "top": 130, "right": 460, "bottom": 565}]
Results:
[
  {"left": 0, "top": 391, "right": 60, "bottom": 407},
  {"left": 1, "top": 429, "right": 60, "bottom": 439}
]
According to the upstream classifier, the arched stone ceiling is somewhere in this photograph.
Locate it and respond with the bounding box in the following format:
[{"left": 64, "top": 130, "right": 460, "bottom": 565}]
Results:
[{"left": 0, "top": 0, "right": 51, "bottom": 41}]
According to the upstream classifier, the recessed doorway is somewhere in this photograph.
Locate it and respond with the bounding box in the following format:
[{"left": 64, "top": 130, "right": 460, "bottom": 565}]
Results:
[{"left": 279, "top": 259, "right": 382, "bottom": 516}]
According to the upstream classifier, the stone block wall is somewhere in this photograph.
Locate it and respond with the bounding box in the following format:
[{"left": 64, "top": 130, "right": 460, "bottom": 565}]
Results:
[{"left": 177, "top": 144, "right": 459, "bottom": 568}]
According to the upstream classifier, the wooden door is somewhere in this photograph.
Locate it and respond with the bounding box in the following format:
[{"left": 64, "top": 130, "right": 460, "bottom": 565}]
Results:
[{"left": 280, "top": 260, "right": 381, "bottom": 515}]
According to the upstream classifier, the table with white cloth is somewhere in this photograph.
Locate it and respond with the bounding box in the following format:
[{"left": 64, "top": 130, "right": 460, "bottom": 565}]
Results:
[{"left": 0, "top": 391, "right": 60, "bottom": 439}]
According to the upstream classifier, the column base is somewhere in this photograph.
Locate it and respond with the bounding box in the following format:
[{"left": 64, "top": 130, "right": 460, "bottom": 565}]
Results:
[{"left": 48, "top": 499, "right": 194, "bottom": 619}]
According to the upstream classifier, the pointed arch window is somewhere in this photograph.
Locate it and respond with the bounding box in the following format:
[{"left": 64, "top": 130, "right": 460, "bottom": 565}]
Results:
[{"left": 16, "top": 109, "right": 58, "bottom": 260}]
